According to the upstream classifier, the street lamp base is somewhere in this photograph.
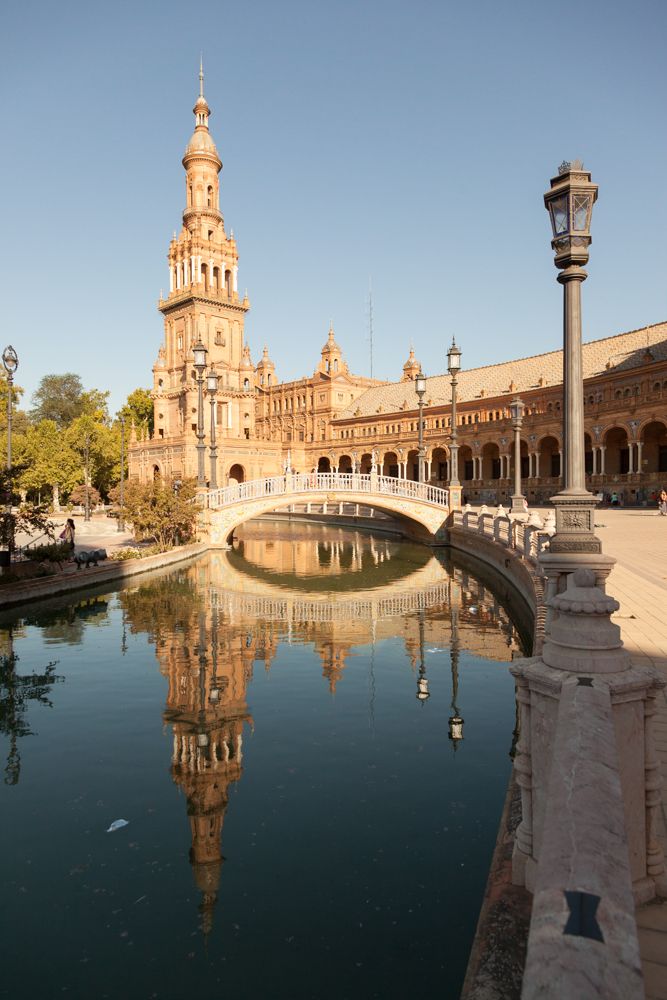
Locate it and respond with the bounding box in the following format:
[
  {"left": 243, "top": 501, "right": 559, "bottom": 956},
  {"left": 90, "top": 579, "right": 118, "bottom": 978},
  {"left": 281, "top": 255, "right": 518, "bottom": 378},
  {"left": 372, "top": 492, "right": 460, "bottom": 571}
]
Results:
[
  {"left": 547, "top": 491, "right": 602, "bottom": 555},
  {"left": 511, "top": 494, "right": 527, "bottom": 514}
]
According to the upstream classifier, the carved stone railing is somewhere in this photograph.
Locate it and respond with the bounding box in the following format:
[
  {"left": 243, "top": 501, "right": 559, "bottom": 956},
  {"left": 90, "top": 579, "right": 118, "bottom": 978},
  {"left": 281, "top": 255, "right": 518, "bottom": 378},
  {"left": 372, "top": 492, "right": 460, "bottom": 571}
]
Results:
[{"left": 206, "top": 473, "right": 449, "bottom": 511}]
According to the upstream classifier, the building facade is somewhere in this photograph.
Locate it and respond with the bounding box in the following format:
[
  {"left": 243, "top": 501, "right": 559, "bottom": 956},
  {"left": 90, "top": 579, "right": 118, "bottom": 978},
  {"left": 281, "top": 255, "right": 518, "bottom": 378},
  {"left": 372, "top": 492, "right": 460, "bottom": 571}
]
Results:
[{"left": 130, "top": 79, "right": 667, "bottom": 505}]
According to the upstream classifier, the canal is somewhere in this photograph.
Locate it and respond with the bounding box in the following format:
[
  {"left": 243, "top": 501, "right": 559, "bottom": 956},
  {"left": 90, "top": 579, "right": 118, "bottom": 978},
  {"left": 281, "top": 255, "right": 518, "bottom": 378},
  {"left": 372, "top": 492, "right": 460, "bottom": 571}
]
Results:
[{"left": 0, "top": 521, "right": 531, "bottom": 999}]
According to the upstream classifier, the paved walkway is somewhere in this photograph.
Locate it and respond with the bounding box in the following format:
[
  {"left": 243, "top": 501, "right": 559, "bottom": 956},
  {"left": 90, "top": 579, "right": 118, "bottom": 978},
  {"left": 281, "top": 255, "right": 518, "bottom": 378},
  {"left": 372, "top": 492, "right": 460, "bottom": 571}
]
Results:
[{"left": 591, "top": 509, "right": 667, "bottom": 1000}]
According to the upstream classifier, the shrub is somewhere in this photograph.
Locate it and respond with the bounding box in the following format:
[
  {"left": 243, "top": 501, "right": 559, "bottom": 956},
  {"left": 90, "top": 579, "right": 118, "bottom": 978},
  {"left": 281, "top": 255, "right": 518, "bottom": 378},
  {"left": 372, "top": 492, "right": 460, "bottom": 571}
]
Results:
[
  {"left": 24, "top": 542, "right": 70, "bottom": 563},
  {"left": 121, "top": 478, "right": 202, "bottom": 551}
]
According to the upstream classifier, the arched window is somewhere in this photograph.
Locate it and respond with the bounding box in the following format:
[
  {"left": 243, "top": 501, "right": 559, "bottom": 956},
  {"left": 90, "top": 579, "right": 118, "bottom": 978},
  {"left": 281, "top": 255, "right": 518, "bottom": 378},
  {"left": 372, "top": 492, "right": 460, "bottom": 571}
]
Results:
[
  {"left": 207, "top": 185, "right": 214, "bottom": 208},
  {"left": 243, "top": 378, "right": 250, "bottom": 390},
  {"left": 333, "top": 358, "right": 338, "bottom": 372},
  {"left": 268, "top": 374, "right": 272, "bottom": 386},
  {"left": 260, "top": 374, "right": 265, "bottom": 386}
]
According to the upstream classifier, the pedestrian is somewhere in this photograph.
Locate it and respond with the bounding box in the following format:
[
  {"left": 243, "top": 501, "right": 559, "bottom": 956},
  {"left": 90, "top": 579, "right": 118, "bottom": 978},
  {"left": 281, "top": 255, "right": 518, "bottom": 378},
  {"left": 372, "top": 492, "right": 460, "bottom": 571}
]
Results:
[
  {"left": 60, "top": 518, "right": 76, "bottom": 552},
  {"left": 659, "top": 488, "right": 667, "bottom": 516},
  {"left": 611, "top": 491, "right": 619, "bottom": 506}
]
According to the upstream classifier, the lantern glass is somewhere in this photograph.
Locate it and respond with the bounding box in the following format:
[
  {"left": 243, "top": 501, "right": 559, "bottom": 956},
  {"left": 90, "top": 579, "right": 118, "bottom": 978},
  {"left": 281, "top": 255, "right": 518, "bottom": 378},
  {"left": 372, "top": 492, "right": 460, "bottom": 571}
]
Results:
[
  {"left": 549, "top": 195, "right": 569, "bottom": 236},
  {"left": 447, "top": 340, "right": 461, "bottom": 374},
  {"left": 509, "top": 397, "right": 525, "bottom": 423},
  {"left": 572, "top": 192, "right": 592, "bottom": 233},
  {"left": 193, "top": 340, "right": 208, "bottom": 369},
  {"left": 207, "top": 369, "right": 218, "bottom": 393},
  {"left": 415, "top": 372, "right": 426, "bottom": 396}
]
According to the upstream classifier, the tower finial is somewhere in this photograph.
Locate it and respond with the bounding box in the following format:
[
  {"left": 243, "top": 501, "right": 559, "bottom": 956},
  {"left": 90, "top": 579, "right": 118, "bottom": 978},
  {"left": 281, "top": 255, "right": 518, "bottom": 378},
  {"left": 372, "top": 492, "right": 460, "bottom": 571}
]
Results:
[{"left": 199, "top": 55, "right": 204, "bottom": 98}]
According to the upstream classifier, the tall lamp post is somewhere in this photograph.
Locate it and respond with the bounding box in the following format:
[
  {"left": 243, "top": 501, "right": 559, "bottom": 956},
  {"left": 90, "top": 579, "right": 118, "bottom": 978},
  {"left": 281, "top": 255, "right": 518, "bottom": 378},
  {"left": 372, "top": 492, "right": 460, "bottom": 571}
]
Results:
[
  {"left": 543, "top": 160, "right": 600, "bottom": 554},
  {"left": 2, "top": 346, "right": 18, "bottom": 470},
  {"left": 415, "top": 370, "right": 426, "bottom": 483},
  {"left": 193, "top": 338, "right": 208, "bottom": 488},
  {"left": 510, "top": 397, "right": 526, "bottom": 514},
  {"left": 207, "top": 368, "right": 219, "bottom": 490},
  {"left": 84, "top": 433, "right": 91, "bottom": 522},
  {"left": 447, "top": 339, "right": 462, "bottom": 510},
  {"left": 118, "top": 415, "right": 125, "bottom": 532}
]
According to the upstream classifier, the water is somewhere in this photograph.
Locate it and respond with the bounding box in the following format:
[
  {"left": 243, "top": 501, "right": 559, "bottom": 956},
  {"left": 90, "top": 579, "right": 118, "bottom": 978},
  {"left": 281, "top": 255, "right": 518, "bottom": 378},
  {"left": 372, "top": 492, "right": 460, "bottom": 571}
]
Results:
[{"left": 0, "top": 522, "right": 530, "bottom": 1000}]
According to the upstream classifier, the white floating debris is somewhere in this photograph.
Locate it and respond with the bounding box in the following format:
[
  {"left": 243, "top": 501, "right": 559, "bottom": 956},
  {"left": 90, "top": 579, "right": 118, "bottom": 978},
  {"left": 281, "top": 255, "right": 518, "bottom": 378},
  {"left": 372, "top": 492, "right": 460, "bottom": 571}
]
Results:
[{"left": 106, "top": 819, "right": 130, "bottom": 833}]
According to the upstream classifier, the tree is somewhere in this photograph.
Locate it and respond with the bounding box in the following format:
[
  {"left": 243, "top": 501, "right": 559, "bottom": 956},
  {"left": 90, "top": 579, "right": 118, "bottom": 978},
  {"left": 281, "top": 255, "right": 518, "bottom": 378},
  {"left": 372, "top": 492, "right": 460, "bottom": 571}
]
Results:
[
  {"left": 30, "top": 374, "right": 85, "bottom": 428},
  {"left": 15, "top": 420, "right": 79, "bottom": 509},
  {"left": 121, "top": 388, "right": 154, "bottom": 436},
  {"left": 0, "top": 466, "right": 54, "bottom": 553},
  {"left": 65, "top": 414, "right": 119, "bottom": 501},
  {"left": 122, "top": 478, "right": 202, "bottom": 551}
]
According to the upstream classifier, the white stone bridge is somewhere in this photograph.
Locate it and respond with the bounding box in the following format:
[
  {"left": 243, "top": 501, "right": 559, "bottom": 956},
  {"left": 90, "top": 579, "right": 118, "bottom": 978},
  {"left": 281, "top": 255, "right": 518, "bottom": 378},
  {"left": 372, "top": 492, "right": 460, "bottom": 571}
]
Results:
[{"left": 202, "top": 473, "right": 450, "bottom": 546}]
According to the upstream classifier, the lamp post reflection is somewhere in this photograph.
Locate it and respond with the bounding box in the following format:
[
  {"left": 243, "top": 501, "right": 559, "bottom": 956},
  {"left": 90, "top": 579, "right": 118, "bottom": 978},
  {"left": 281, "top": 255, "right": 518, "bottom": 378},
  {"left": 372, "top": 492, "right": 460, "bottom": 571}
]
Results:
[
  {"left": 448, "top": 601, "right": 464, "bottom": 750},
  {"left": 416, "top": 608, "right": 430, "bottom": 703}
]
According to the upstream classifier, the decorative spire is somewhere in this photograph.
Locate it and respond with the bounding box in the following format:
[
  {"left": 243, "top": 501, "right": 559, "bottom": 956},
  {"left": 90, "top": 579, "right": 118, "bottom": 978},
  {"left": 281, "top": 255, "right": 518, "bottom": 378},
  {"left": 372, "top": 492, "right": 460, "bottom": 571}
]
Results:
[{"left": 199, "top": 54, "right": 204, "bottom": 98}]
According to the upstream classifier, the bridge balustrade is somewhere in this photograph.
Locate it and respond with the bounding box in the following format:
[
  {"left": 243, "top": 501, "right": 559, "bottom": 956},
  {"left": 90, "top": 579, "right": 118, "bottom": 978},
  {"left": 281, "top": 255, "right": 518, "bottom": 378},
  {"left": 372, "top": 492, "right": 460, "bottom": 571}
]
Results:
[{"left": 206, "top": 473, "right": 449, "bottom": 510}]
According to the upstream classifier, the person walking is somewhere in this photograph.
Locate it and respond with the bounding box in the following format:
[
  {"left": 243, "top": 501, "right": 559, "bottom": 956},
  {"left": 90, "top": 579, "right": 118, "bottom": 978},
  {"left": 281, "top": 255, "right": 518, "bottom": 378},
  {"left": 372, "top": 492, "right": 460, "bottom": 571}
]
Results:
[
  {"left": 658, "top": 488, "right": 667, "bottom": 516},
  {"left": 60, "top": 518, "right": 76, "bottom": 552}
]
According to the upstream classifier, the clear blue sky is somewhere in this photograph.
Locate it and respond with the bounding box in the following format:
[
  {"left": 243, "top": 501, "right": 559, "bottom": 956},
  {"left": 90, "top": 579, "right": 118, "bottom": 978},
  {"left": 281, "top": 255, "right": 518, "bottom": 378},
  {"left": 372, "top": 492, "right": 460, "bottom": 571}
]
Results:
[{"left": 2, "top": 0, "right": 666, "bottom": 414}]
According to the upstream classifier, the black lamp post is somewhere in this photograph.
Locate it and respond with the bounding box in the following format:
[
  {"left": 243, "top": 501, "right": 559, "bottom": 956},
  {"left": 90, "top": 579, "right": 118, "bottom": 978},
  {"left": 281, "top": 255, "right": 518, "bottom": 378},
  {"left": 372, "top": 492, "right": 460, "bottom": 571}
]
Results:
[
  {"left": 207, "top": 368, "right": 219, "bottom": 490},
  {"left": 510, "top": 397, "right": 526, "bottom": 514},
  {"left": 118, "top": 414, "right": 126, "bottom": 531},
  {"left": 2, "top": 346, "right": 18, "bottom": 470},
  {"left": 193, "top": 338, "right": 208, "bottom": 487},
  {"left": 447, "top": 339, "right": 462, "bottom": 509},
  {"left": 84, "top": 433, "right": 91, "bottom": 522},
  {"left": 415, "top": 370, "right": 426, "bottom": 484}
]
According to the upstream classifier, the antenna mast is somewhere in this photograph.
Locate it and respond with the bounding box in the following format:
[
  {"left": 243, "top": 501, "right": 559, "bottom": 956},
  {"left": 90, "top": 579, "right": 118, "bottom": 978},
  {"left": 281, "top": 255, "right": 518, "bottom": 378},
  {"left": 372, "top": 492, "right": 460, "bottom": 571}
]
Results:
[{"left": 368, "top": 278, "right": 374, "bottom": 378}]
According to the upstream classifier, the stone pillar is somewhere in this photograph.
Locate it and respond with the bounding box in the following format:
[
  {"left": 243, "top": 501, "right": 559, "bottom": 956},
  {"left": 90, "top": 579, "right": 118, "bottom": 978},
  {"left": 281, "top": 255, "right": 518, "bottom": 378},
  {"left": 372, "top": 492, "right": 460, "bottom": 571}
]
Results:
[
  {"left": 637, "top": 440, "right": 643, "bottom": 475},
  {"left": 169, "top": 265, "right": 174, "bottom": 293},
  {"left": 232, "top": 265, "right": 238, "bottom": 293},
  {"left": 511, "top": 568, "right": 666, "bottom": 903}
]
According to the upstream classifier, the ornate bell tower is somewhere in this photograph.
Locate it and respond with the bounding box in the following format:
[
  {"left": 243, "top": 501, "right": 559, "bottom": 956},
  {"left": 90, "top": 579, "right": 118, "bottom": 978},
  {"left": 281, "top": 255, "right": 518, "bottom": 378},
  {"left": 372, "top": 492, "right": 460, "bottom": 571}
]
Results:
[{"left": 151, "top": 64, "right": 253, "bottom": 473}]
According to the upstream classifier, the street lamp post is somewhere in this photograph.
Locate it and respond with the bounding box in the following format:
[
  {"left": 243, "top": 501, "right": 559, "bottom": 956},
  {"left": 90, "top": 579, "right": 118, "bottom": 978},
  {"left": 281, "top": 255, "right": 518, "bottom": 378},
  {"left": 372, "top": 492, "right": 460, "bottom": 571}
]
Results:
[
  {"left": 543, "top": 160, "right": 601, "bottom": 554},
  {"left": 447, "top": 339, "right": 462, "bottom": 510},
  {"left": 510, "top": 397, "right": 526, "bottom": 514},
  {"left": 193, "top": 338, "right": 208, "bottom": 488},
  {"left": 207, "top": 368, "right": 219, "bottom": 490},
  {"left": 415, "top": 370, "right": 426, "bottom": 484},
  {"left": 2, "top": 346, "right": 18, "bottom": 470},
  {"left": 118, "top": 415, "right": 126, "bottom": 532},
  {"left": 84, "top": 433, "right": 91, "bottom": 522}
]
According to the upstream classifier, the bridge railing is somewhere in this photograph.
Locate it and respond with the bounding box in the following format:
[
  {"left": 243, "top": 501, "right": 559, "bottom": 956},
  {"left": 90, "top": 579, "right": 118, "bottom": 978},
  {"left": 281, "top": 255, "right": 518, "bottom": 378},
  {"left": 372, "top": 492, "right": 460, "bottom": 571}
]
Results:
[{"left": 206, "top": 473, "right": 449, "bottom": 510}]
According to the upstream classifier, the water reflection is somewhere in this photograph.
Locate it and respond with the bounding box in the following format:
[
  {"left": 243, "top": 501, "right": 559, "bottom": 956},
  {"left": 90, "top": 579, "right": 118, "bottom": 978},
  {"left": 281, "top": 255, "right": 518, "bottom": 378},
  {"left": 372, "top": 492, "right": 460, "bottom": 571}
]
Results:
[
  {"left": 0, "top": 627, "right": 63, "bottom": 785},
  {"left": 111, "top": 526, "right": 528, "bottom": 937}
]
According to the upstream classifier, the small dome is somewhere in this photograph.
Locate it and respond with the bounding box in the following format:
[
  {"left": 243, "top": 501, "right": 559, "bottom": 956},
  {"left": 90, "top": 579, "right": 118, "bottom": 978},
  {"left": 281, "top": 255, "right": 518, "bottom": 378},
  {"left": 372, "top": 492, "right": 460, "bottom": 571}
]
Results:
[
  {"left": 321, "top": 323, "right": 341, "bottom": 355},
  {"left": 184, "top": 128, "right": 220, "bottom": 158},
  {"left": 402, "top": 347, "right": 421, "bottom": 381},
  {"left": 257, "top": 345, "right": 275, "bottom": 369}
]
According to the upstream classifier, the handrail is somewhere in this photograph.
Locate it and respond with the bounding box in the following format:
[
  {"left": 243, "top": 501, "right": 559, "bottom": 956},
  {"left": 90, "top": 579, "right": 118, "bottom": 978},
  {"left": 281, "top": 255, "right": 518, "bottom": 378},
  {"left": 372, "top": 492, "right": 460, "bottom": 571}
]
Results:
[{"left": 206, "top": 473, "right": 449, "bottom": 510}]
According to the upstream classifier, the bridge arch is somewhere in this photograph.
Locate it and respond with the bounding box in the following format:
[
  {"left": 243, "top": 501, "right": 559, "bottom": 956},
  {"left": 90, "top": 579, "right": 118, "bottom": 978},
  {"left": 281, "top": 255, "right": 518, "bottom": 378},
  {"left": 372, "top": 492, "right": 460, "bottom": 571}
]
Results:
[{"left": 204, "top": 474, "right": 451, "bottom": 547}]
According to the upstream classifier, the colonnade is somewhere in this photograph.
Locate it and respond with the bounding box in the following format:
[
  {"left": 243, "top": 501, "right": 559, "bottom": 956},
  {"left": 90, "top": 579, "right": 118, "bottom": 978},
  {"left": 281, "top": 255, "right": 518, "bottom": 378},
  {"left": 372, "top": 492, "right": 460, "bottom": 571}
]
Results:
[{"left": 169, "top": 257, "right": 238, "bottom": 295}]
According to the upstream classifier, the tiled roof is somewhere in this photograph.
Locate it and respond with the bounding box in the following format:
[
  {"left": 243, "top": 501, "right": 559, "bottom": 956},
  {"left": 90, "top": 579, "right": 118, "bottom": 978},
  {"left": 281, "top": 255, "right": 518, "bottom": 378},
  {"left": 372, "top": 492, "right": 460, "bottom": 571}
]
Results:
[{"left": 337, "top": 322, "right": 667, "bottom": 419}]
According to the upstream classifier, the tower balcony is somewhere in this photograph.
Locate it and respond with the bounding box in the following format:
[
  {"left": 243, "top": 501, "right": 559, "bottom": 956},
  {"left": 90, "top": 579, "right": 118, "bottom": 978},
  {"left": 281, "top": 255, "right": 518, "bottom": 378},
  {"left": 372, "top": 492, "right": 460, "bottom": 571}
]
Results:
[{"left": 159, "top": 284, "right": 249, "bottom": 312}]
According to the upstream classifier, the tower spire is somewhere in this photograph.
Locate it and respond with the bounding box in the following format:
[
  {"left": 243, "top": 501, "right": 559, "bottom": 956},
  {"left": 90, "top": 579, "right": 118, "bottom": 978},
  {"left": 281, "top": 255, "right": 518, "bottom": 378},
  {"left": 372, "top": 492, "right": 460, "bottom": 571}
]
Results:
[{"left": 199, "top": 55, "right": 204, "bottom": 98}]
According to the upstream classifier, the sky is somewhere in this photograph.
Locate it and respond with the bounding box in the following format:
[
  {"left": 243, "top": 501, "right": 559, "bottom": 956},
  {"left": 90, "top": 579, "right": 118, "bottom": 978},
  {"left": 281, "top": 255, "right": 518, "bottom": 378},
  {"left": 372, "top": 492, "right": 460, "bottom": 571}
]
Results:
[{"left": 1, "top": 0, "right": 666, "bottom": 415}]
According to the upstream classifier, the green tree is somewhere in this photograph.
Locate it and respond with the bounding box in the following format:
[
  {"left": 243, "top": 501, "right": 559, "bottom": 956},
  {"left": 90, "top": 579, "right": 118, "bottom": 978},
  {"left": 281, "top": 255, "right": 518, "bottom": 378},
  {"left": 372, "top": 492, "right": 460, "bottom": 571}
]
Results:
[
  {"left": 122, "top": 478, "right": 202, "bottom": 551},
  {"left": 16, "top": 420, "right": 79, "bottom": 509},
  {"left": 29, "top": 374, "right": 86, "bottom": 428},
  {"left": 120, "top": 388, "right": 154, "bottom": 436},
  {"left": 65, "top": 415, "right": 119, "bottom": 501}
]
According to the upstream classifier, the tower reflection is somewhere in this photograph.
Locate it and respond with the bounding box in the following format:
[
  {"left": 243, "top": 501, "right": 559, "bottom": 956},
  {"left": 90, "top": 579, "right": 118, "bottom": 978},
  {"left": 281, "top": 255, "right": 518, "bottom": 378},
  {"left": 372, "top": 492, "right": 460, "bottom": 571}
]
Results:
[{"left": 120, "top": 524, "right": 529, "bottom": 936}]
